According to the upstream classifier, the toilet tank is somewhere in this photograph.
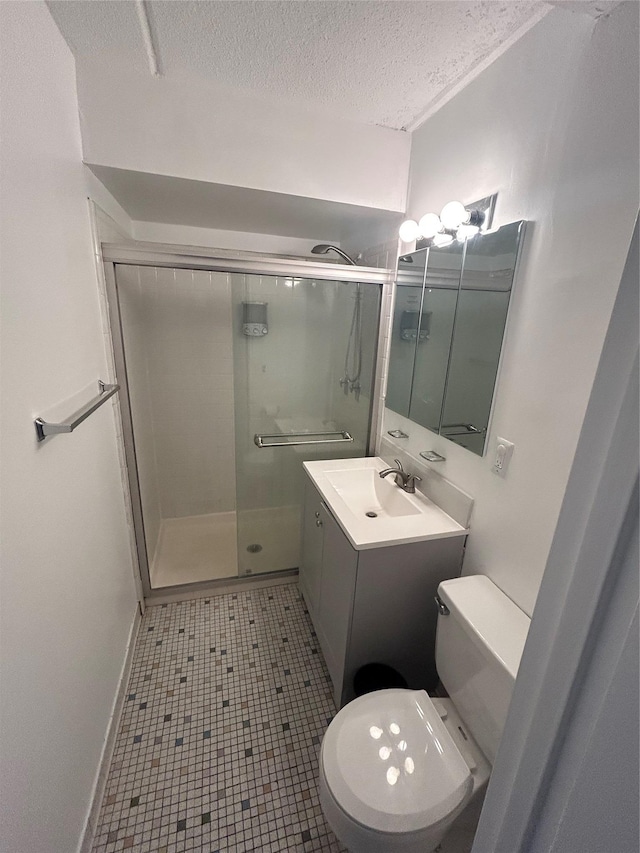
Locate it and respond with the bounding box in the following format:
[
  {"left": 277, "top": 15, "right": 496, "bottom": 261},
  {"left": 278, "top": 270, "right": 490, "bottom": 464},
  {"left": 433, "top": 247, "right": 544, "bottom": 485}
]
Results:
[{"left": 435, "top": 575, "right": 530, "bottom": 765}]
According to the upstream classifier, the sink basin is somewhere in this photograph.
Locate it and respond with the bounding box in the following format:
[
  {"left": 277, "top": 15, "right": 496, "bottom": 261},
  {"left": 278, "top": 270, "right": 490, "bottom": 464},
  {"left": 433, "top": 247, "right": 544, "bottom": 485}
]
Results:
[
  {"left": 325, "top": 468, "right": 421, "bottom": 518},
  {"left": 304, "top": 457, "right": 467, "bottom": 550}
]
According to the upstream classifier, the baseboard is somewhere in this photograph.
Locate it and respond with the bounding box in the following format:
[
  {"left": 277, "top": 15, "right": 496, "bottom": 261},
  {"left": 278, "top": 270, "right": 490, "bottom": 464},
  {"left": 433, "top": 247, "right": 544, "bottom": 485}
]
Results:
[{"left": 78, "top": 606, "right": 142, "bottom": 853}]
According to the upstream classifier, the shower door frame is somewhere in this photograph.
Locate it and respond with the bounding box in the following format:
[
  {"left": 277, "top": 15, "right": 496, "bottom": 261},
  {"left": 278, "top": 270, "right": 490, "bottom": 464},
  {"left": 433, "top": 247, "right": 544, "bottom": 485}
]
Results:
[{"left": 102, "top": 242, "right": 393, "bottom": 601}]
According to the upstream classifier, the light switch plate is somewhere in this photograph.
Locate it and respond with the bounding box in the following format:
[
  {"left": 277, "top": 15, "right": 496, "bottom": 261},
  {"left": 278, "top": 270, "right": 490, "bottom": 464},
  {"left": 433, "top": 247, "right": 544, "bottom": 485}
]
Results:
[{"left": 493, "top": 437, "right": 514, "bottom": 477}]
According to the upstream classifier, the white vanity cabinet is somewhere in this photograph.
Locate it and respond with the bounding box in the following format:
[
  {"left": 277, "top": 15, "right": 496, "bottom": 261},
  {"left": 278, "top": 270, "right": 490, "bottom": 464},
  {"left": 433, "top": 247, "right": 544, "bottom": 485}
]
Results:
[{"left": 299, "top": 475, "right": 466, "bottom": 708}]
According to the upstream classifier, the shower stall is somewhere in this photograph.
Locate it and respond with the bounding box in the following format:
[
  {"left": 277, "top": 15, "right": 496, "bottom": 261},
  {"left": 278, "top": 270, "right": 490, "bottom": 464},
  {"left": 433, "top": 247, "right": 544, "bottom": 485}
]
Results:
[{"left": 103, "top": 246, "right": 388, "bottom": 596}]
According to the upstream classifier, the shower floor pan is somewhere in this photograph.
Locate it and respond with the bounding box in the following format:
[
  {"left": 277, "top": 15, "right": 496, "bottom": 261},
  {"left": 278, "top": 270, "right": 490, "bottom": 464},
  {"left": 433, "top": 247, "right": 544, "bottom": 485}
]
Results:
[
  {"left": 151, "top": 512, "right": 238, "bottom": 588},
  {"left": 149, "top": 506, "right": 302, "bottom": 588}
]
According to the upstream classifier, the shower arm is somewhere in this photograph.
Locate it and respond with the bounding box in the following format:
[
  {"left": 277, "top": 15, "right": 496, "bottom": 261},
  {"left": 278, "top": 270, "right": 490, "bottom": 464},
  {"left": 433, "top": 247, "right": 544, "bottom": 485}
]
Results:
[
  {"left": 327, "top": 247, "right": 357, "bottom": 266},
  {"left": 310, "top": 244, "right": 358, "bottom": 266}
]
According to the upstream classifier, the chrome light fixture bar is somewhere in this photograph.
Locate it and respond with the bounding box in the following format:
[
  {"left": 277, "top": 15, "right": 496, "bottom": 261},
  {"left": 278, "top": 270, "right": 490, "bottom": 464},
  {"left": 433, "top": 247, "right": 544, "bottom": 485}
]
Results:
[{"left": 398, "top": 193, "right": 497, "bottom": 248}]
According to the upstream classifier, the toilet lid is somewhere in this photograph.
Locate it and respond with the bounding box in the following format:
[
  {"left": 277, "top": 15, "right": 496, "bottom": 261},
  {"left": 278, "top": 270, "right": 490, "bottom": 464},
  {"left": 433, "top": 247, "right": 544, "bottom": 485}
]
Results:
[{"left": 322, "top": 689, "right": 472, "bottom": 834}]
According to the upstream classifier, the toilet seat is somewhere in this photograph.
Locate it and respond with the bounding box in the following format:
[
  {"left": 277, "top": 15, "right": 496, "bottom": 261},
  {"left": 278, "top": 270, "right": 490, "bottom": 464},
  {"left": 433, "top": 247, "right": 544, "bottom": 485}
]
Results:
[{"left": 321, "top": 689, "right": 473, "bottom": 835}]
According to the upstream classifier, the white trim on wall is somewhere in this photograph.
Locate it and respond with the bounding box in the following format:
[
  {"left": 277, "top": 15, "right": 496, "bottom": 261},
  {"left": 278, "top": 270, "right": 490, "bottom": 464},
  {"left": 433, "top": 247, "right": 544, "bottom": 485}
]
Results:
[{"left": 79, "top": 607, "right": 142, "bottom": 853}]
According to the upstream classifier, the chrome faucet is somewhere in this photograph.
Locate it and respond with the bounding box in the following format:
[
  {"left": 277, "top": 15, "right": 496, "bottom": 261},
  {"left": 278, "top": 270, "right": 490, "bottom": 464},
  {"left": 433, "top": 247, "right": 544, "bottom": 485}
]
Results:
[{"left": 378, "top": 459, "right": 421, "bottom": 494}]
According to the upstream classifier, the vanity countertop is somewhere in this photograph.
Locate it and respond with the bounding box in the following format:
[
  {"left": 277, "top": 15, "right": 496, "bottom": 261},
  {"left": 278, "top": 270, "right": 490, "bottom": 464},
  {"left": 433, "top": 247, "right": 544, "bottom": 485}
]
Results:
[{"left": 303, "top": 456, "right": 467, "bottom": 550}]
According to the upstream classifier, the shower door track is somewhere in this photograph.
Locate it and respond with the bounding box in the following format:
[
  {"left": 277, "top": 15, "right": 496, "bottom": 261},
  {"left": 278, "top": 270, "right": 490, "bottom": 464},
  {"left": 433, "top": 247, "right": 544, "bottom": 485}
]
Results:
[
  {"left": 102, "top": 243, "right": 394, "bottom": 603},
  {"left": 102, "top": 241, "right": 394, "bottom": 285}
]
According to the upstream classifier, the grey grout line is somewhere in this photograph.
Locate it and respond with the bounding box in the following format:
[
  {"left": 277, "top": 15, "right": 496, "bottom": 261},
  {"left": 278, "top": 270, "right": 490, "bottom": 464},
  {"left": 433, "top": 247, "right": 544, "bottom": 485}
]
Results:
[{"left": 91, "top": 583, "right": 346, "bottom": 853}]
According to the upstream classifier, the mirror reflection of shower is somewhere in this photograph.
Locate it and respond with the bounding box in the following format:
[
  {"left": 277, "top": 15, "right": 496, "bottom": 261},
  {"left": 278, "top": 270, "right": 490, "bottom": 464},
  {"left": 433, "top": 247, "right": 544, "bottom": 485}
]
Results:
[{"left": 311, "top": 244, "right": 363, "bottom": 401}]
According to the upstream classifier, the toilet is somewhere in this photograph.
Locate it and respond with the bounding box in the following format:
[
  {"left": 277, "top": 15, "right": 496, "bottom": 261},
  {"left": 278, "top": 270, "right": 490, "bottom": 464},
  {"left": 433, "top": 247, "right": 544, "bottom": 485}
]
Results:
[{"left": 319, "top": 575, "right": 531, "bottom": 852}]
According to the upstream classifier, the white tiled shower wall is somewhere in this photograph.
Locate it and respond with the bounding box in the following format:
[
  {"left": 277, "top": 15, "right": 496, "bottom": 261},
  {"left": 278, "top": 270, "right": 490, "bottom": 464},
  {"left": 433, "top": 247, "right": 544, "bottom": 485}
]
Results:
[
  {"left": 233, "top": 276, "right": 377, "bottom": 515},
  {"left": 117, "top": 266, "right": 237, "bottom": 562},
  {"left": 116, "top": 266, "right": 383, "bottom": 574}
]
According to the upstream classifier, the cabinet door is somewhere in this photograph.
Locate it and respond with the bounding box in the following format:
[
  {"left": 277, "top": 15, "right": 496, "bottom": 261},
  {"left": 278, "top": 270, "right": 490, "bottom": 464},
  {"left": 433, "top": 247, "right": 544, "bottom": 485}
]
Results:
[
  {"left": 299, "top": 478, "right": 324, "bottom": 621},
  {"left": 317, "top": 501, "right": 358, "bottom": 707},
  {"left": 345, "top": 536, "right": 465, "bottom": 699}
]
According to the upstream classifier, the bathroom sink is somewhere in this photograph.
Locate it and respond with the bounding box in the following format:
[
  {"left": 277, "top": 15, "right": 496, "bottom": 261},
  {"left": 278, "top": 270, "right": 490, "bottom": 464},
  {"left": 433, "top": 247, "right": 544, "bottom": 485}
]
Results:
[
  {"left": 303, "top": 457, "right": 467, "bottom": 550},
  {"left": 325, "top": 468, "right": 421, "bottom": 519}
]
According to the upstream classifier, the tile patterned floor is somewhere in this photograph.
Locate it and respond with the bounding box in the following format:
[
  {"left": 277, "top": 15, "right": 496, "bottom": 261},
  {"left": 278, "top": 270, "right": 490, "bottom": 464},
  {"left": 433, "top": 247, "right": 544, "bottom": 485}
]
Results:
[{"left": 92, "top": 584, "right": 346, "bottom": 853}]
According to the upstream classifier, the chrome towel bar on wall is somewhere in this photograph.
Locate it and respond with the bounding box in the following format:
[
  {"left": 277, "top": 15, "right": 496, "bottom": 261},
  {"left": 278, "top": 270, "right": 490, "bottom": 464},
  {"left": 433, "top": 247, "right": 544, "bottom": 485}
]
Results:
[
  {"left": 34, "top": 380, "right": 120, "bottom": 442},
  {"left": 254, "top": 430, "right": 354, "bottom": 448}
]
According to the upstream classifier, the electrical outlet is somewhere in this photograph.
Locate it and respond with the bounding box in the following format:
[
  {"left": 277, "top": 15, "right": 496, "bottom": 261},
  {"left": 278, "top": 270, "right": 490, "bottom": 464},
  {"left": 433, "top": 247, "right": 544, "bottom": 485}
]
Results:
[{"left": 493, "top": 437, "right": 514, "bottom": 477}]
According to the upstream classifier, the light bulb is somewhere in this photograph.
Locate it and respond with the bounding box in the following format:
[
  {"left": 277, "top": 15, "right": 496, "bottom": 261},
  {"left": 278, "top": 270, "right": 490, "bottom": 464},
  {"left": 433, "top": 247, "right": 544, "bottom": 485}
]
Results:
[
  {"left": 399, "top": 219, "right": 420, "bottom": 243},
  {"left": 386, "top": 766, "right": 400, "bottom": 786},
  {"left": 418, "top": 212, "right": 442, "bottom": 239},
  {"left": 433, "top": 232, "right": 454, "bottom": 248},
  {"left": 440, "top": 200, "right": 470, "bottom": 230}
]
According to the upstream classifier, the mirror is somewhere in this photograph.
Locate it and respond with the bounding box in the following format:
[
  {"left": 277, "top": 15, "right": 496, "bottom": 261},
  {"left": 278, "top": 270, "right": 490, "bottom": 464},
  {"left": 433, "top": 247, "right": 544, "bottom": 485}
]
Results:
[
  {"left": 386, "top": 249, "right": 427, "bottom": 416},
  {"left": 387, "top": 220, "right": 525, "bottom": 456}
]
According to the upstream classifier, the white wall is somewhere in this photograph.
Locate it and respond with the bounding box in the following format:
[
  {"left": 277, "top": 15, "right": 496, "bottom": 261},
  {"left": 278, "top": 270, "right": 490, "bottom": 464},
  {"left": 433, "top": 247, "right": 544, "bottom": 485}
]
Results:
[
  {"left": 0, "top": 4, "right": 139, "bottom": 852},
  {"left": 472, "top": 217, "right": 639, "bottom": 853},
  {"left": 76, "top": 61, "right": 411, "bottom": 212},
  {"left": 132, "top": 219, "right": 332, "bottom": 257},
  {"left": 85, "top": 169, "right": 330, "bottom": 259},
  {"left": 382, "top": 2, "right": 639, "bottom": 616},
  {"left": 85, "top": 166, "right": 134, "bottom": 241}
]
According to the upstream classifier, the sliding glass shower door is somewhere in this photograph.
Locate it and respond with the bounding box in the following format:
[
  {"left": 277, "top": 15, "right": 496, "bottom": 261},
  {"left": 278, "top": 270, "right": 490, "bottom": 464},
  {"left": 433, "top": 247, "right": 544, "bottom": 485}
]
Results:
[
  {"left": 231, "top": 274, "right": 380, "bottom": 575},
  {"left": 116, "top": 264, "right": 239, "bottom": 589},
  {"left": 114, "top": 262, "right": 380, "bottom": 590}
]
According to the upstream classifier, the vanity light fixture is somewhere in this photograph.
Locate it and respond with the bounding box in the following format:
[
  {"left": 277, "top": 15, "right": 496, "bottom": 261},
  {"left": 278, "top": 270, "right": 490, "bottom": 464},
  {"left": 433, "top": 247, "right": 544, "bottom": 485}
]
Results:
[{"left": 398, "top": 194, "right": 496, "bottom": 245}]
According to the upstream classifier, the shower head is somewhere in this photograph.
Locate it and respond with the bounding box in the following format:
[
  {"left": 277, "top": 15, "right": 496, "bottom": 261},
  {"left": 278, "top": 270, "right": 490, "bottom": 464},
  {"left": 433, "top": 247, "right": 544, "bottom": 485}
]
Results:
[{"left": 311, "top": 244, "right": 357, "bottom": 266}]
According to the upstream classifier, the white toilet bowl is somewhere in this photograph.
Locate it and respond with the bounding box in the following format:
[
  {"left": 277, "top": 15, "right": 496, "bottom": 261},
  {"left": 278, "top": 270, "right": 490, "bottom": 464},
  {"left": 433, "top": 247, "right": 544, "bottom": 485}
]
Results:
[
  {"left": 319, "top": 688, "right": 490, "bottom": 853},
  {"left": 318, "top": 575, "right": 531, "bottom": 852}
]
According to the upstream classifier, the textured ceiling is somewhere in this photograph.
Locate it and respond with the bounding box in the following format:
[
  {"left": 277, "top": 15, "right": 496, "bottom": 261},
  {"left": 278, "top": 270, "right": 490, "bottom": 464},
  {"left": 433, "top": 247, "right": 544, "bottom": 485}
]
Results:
[
  {"left": 545, "top": 0, "right": 624, "bottom": 16},
  {"left": 48, "top": 0, "right": 551, "bottom": 130}
]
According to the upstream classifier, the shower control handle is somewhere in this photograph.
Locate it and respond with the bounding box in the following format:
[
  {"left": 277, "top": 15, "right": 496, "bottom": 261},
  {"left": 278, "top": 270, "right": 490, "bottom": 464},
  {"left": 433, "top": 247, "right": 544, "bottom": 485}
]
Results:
[
  {"left": 315, "top": 511, "right": 320, "bottom": 518},
  {"left": 316, "top": 518, "right": 323, "bottom": 528}
]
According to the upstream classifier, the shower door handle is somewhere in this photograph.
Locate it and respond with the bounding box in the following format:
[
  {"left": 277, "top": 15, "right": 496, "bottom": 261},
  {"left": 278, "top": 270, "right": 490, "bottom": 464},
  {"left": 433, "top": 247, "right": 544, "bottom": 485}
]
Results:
[{"left": 254, "top": 430, "right": 353, "bottom": 448}]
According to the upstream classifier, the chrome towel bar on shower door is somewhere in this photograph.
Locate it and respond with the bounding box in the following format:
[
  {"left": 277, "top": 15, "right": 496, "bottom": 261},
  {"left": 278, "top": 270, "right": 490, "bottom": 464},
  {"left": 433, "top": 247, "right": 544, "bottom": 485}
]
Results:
[
  {"left": 34, "top": 380, "right": 120, "bottom": 442},
  {"left": 254, "top": 430, "right": 354, "bottom": 448}
]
